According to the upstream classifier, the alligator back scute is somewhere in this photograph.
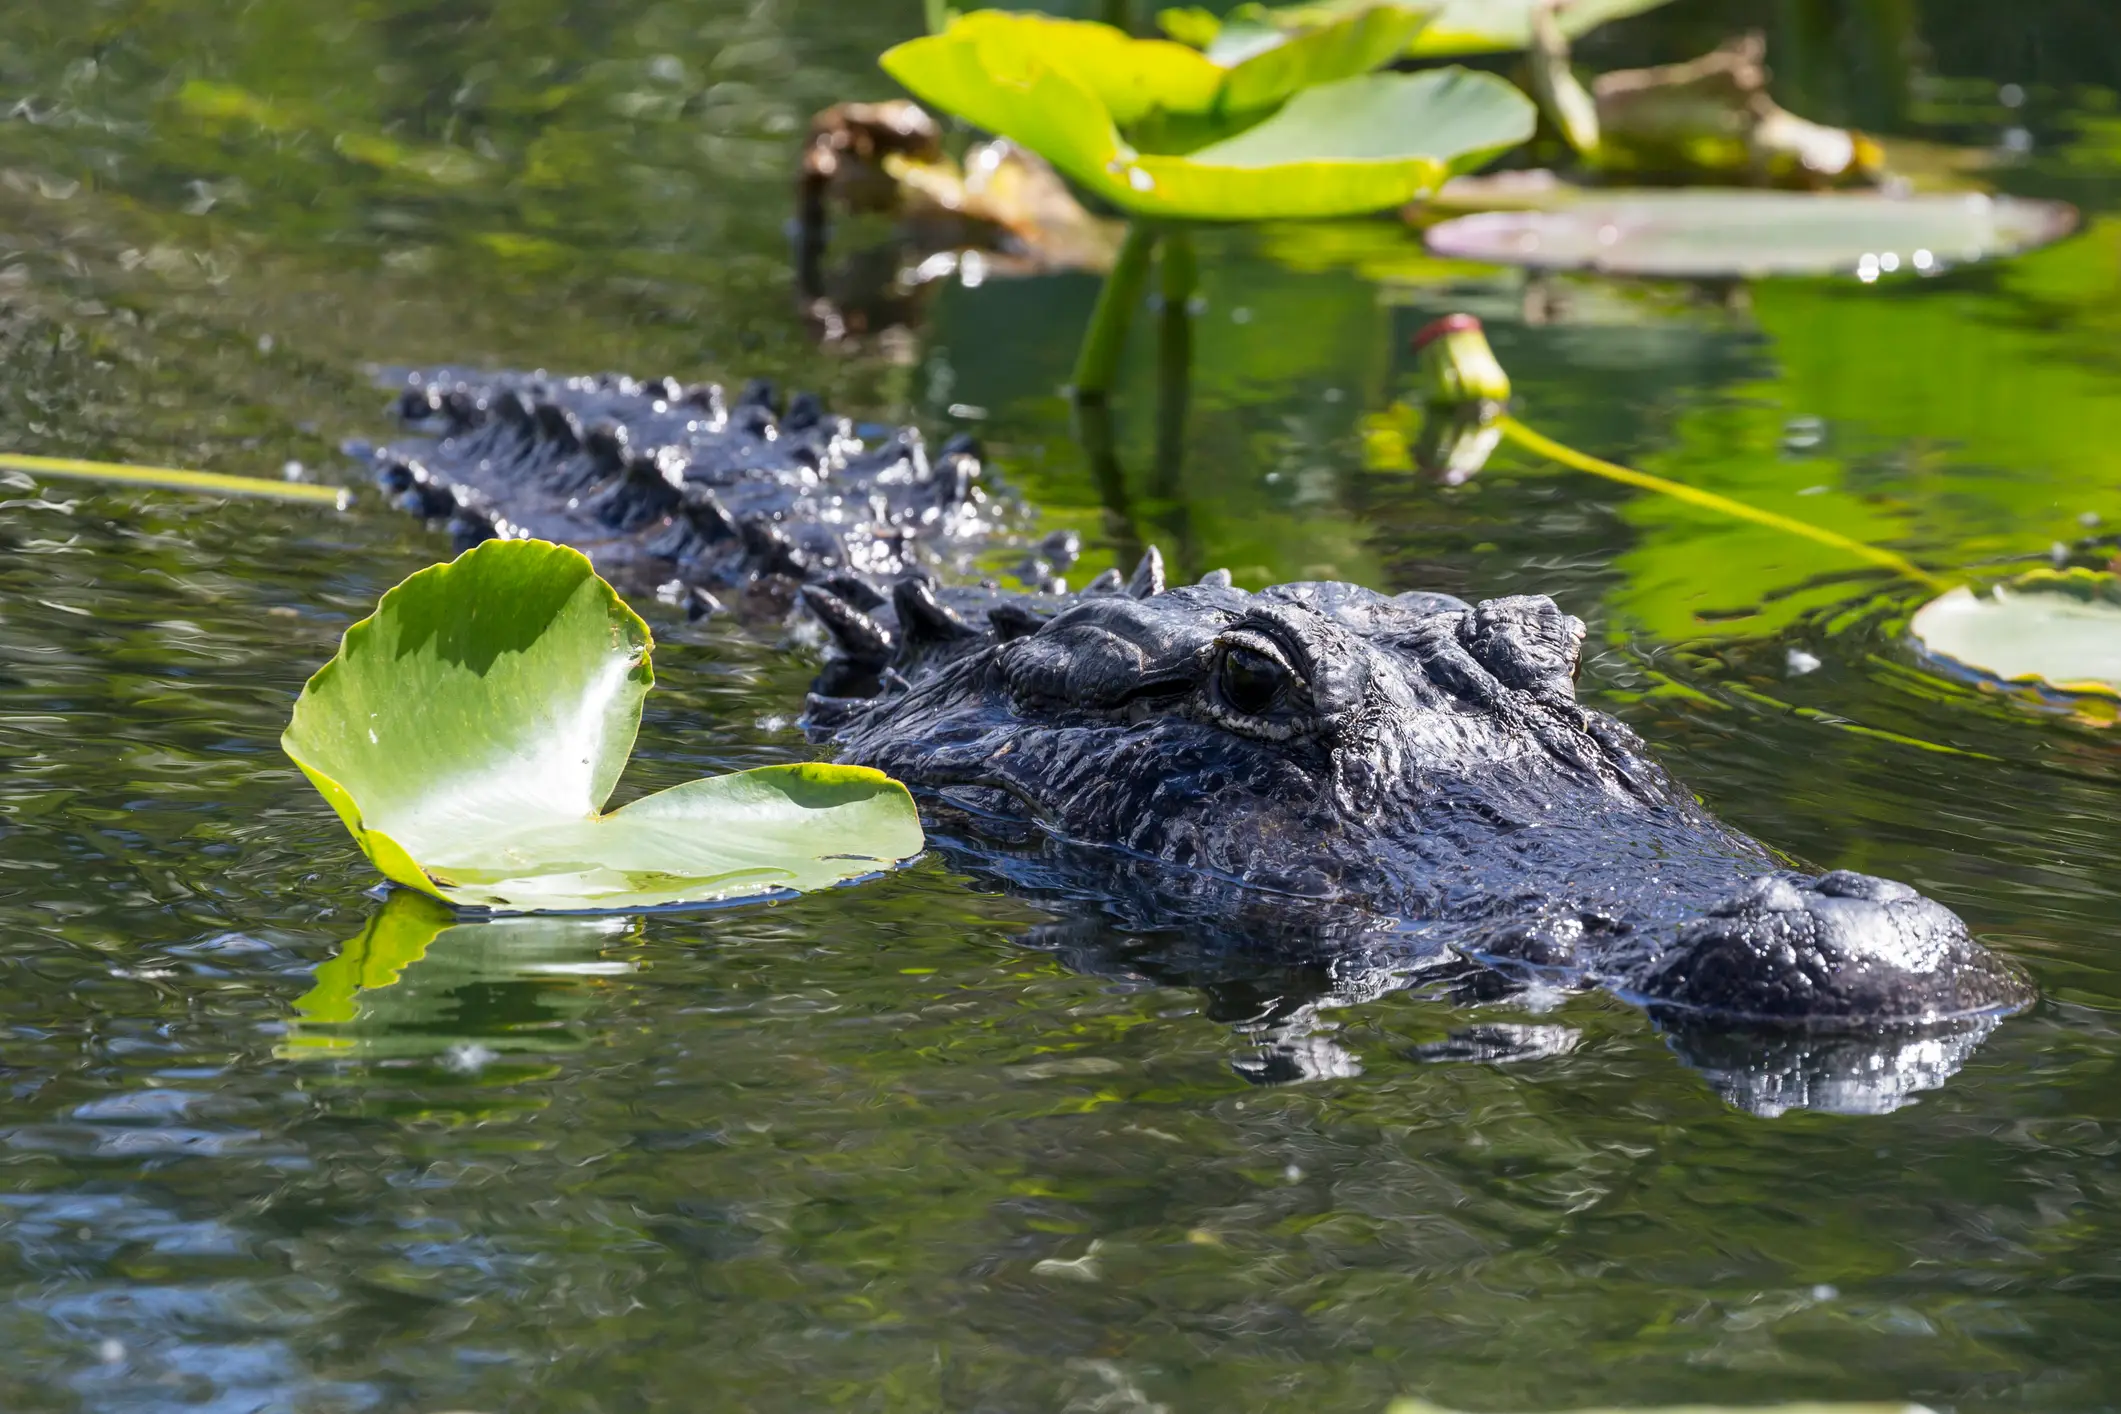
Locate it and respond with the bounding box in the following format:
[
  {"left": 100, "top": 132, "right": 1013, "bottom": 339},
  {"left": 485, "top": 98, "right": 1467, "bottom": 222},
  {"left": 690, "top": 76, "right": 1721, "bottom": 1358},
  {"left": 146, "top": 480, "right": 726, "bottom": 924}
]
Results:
[{"left": 360, "top": 367, "right": 1005, "bottom": 607}]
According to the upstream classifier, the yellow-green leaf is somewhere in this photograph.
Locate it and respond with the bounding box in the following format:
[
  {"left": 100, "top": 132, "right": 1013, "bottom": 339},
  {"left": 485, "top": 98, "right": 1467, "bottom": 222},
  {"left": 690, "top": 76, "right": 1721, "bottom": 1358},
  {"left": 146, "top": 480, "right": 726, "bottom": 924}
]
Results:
[
  {"left": 281, "top": 539, "right": 924, "bottom": 913},
  {"left": 1911, "top": 570, "right": 2121, "bottom": 699},
  {"left": 1163, "top": 0, "right": 1677, "bottom": 58},
  {"left": 1424, "top": 190, "right": 2079, "bottom": 278},
  {"left": 883, "top": 14, "right": 1533, "bottom": 221}
]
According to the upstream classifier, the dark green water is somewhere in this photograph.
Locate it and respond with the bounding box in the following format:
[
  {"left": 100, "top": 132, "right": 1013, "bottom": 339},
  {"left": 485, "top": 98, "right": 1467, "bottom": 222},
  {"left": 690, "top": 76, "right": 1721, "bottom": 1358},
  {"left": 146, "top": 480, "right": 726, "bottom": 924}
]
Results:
[{"left": 3, "top": 1, "right": 2121, "bottom": 1408}]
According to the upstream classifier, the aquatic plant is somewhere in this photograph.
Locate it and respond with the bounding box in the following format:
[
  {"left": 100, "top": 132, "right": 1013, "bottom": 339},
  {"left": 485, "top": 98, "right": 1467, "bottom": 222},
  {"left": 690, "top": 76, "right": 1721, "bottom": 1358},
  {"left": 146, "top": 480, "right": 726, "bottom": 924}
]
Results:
[
  {"left": 1157, "top": 0, "right": 1679, "bottom": 60},
  {"left": 1387, "top": 312, "right": 2121, "bottom": 717},
  {"left": 881, "top": 4, "right": 1536, "bottom": 394},
  {"left": 0, "top": 450, "right": 351, "bottom": 506},
  {"left": 1380, "top": 313, "right": 1945, "bottom": 589},
  {"left": 1421, "top": 189, "right": 2078, "bottom": 279},
  {"left": 281, "top": 538, "right": 924, "bottom": 913},
  {"left": 1910, "top": 569, "right": 2121, "bottom": 701}
]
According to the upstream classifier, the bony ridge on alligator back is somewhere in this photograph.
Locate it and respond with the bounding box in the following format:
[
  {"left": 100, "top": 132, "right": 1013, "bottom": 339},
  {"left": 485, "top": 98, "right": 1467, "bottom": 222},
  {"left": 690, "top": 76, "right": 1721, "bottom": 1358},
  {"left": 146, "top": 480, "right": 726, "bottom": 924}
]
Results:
[{"left": 358, "top": 363, "right": 2034, "bottom": 1116}]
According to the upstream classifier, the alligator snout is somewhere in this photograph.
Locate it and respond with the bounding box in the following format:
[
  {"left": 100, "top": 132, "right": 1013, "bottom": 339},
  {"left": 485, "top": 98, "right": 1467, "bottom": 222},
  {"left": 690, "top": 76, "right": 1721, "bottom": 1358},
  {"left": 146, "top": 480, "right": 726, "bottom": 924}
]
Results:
[{"left": 1632, "top": 870, "right": 2034, "bottom": 1025}]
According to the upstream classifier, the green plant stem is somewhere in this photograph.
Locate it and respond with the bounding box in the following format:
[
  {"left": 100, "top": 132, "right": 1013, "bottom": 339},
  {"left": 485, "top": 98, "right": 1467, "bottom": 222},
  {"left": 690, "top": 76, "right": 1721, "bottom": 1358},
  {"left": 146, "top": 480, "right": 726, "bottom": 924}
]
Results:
[
  {"left": 1158, "top": 225, "right": 1197, "bottom": 310},
  {"left": 1495, "top": 416, "right": 1945, "bottom": 591},
  {"left": 0, "top": 451, "right": 351, "bottom": 507},
  {"left": 1070, "top": 388, "right": 1145, "bottom": 572},
  {"left": 1071, "top": 221, "right": 1159, "bottom": 400},
  {"left": 1153, "top": 228, "right": 1199, "bottom": 580}
]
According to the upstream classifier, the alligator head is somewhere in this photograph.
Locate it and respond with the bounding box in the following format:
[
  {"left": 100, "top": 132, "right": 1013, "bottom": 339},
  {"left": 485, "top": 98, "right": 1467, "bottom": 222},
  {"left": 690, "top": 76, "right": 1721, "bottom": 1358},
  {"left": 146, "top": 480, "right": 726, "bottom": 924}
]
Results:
[{"left": 809, "top": 560, "right": 2032, "bottom": 1096}]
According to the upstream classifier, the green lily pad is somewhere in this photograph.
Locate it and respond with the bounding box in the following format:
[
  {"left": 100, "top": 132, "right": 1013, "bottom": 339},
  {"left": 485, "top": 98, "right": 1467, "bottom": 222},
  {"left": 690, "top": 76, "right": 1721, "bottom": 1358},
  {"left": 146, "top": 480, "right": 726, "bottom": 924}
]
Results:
[
  {"left": 1422, "top": 190, "right": 2079, "bottom": 278},
  {"left": 1414, "top": 0, "right": 1677, "bottom": 53},
  {"left": 923, "top": 11, "right": 1222, "bottom": 127},
  {"left": 1910, "top": 569, "right": 2121, "bottom": 699},
  {"left": 1204, "top": 4, "right": 1434, "bottom": 114},
  {"left": 281, "top": 539, "right": 924, "bottom": 913},
  {"left": 917, "top": 7, "right": 1430, "bottom": 127},
  {"left": 1161, "top": 0, "right": 1675, "bottom": 58},
  {"left": 882, "top": 13, "right": 1534, "bottom": 220}
]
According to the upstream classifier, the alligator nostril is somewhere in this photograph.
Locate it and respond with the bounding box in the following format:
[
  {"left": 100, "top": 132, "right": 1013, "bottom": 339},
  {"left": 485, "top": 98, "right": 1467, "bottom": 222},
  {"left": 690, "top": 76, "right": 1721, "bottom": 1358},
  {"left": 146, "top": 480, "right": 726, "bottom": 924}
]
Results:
[
  {"left": 1640, "top": 870, "right": 2033, "bottom": 1025},
  {"left": 1815, "top": 870, "right": 1918, "bottom": 902}
]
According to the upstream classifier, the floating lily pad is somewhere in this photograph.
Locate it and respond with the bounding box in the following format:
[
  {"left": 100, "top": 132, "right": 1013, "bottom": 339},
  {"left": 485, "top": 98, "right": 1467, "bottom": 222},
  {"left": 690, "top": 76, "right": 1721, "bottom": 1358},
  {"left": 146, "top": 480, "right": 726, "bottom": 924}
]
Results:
[
  {"left": 1910, "top": 569, "right": 2121, "bottom": 699},
  {"left": 882, "top": 12, "right": 1534, "bottom": 221},
  {"left": 1423, "top": 190, "right": 2078, "bottom": 278},
  {"left": 281, "top": 539, "right": 924, "bottom": 913}
]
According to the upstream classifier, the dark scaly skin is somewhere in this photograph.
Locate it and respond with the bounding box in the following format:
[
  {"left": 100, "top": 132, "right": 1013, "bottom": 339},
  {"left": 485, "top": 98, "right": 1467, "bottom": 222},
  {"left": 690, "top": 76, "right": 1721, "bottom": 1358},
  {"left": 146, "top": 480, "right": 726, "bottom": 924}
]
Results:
[
  {"left": 362, "top": 368, "right": 2033, "bottom": 1115},
  {"left": 363, "top": 366, "right": 1008, "bottom": 620}
]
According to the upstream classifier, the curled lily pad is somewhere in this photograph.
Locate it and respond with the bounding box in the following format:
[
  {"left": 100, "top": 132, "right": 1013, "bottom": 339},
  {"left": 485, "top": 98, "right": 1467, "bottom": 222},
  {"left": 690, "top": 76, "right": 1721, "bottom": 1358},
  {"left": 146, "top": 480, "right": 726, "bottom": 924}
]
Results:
[
  {"left": 1910, "top": 569, "right": 2121, "bottom": 699},
  {"left": 281, "top": 539, "right": 924, "bottom": 913},
  {"left": 882, "top": 13, "right": 1534, "bottom": 221},
  {"left": 1162, "top": 0, "right": 1675, "bottom": 58},
  {"left": 912, "top": 7, "right": 1430, "bottom": 126},
  {"left": 1410, "top": 0, "right": 1676, "bottom": 54},
  {"left": 1197, "top": 4, "right": 1434, "bottom": 112},
  {"left": 1423, "top": 190, "right": 2078, "bottom": 278}
]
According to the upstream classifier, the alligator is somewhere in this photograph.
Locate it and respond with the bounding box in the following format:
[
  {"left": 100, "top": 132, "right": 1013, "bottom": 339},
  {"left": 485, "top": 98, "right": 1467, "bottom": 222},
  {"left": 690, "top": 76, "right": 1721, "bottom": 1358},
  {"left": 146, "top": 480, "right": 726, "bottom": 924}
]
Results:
[{"left": 357, "top": 364, "right": 2034, "bottom": 1115}]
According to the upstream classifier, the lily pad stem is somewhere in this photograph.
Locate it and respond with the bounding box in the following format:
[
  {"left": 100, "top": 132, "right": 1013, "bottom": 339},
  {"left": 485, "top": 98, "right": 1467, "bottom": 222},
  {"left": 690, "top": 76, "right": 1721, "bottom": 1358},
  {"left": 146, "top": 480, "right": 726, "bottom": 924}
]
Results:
[
  {"left": 0, "top": 451, "right": 350, "bottom": 507},
  {"left": 1154, "top": 227, "right": 1198, "bottom": 577},
  {"left": 1495, "top": 416, "right": 1946, "bottom": 591},
  {"left": 1071, "top": 220, "right": 1160, "bottom": 401}
]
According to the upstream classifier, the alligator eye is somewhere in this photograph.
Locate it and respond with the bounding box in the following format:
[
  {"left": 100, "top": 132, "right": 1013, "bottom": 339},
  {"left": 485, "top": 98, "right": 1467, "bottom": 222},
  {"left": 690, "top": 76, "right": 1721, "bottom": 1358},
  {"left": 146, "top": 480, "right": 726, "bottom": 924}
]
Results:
[{"left": 1218, "top": 643, "right": 1290, "bottom": 716}]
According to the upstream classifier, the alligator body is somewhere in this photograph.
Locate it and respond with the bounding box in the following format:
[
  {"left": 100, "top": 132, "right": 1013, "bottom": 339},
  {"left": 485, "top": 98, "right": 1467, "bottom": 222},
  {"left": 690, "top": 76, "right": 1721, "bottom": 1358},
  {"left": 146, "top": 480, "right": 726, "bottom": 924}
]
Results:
[{"left": 362, "top": 367, "right": 2033, "bottom": 1114}]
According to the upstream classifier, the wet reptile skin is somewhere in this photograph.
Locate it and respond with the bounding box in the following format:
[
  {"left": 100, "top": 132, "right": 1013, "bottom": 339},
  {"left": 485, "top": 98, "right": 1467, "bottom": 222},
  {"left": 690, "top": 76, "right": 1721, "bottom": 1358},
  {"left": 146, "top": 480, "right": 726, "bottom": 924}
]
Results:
[{"left": 357, "top": 366, "right": 2034, "bottom": 1114}]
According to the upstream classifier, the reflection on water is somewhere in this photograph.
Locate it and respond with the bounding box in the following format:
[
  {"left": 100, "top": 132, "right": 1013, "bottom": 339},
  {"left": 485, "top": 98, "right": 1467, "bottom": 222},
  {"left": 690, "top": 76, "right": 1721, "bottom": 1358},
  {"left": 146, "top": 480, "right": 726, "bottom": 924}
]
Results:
[
  {"left": 2, "top": 0, "right": 2121, "bottom": 1407},
  {"left": 1655, "top": 1013, "right": 2006, "bottom": 1118},
  {"left": 284, "top": 890, "right": 633, "bottom": 1063}
]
